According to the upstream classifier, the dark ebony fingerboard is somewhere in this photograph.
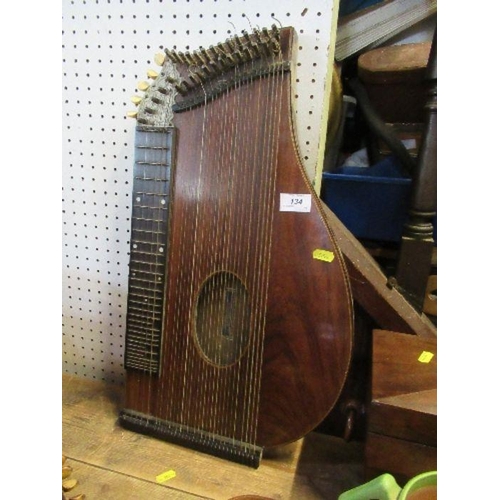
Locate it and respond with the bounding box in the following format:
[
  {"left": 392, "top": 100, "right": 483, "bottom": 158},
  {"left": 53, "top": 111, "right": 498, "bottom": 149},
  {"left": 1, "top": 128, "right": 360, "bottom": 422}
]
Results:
[{"left": 124, "top": 126, "right": 176, "bottom": 373}]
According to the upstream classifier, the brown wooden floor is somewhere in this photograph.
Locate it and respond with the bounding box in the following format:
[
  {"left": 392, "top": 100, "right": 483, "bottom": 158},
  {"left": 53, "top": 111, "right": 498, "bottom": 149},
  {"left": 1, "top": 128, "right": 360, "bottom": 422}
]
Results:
[{"left": 62, "top": 374, "right": 365, "bottom": 499}]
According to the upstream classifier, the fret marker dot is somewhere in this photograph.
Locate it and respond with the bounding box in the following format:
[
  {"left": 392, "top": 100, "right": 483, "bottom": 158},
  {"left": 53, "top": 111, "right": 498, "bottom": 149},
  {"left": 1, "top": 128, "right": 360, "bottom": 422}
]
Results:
[
  {"left": 159, "top": 247, "right": 164, "bottom": 253},
  {"left": 161, "top": 199, "right": 166, "bottom": 205},
  {"left": 133, "top": 244, "right": 137, "bottom": 249},
  {"left": 136, "top": 196, "right": 141, "bottom": 202}
]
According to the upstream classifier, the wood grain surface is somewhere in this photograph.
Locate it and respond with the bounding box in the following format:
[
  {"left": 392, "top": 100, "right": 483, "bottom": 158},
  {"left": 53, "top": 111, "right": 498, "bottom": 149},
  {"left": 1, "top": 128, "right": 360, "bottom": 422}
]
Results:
[
  {"left": 321, "top": 203, "right": 437, "bottom": 339},
  {"left": 366, "top": 330, "right": 437, "bottom": 483},
  {"left": 124, "top": 26, "right": 354, "bottom": 452},
  {"left": 63, "top": 374, "right": 364, "bottom": 499}
]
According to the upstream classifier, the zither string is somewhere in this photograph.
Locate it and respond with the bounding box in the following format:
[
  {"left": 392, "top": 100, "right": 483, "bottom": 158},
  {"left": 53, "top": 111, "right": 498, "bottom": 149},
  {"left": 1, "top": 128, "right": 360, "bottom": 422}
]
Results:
[
  {"left": 245, "top": 30, "right": 287, "bottom": 447},
  {"left": 236, "top": 42, "right": 275, "bottom": 447},
  {"left": 219, "top": 40, "right": 262, "bottom": 444},
  {"left": 190, "top": 60, "right": 236, "bottom": 438},
  {"left": 156, "top": 68, "right": 210, "bottom": 431}
]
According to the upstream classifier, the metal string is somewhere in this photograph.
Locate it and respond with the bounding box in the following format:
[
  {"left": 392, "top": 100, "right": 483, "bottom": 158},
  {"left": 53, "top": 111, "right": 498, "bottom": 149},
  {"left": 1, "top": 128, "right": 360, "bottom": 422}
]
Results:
[{"left": 147, "top": 26, "right": 290, "bottom": 456}]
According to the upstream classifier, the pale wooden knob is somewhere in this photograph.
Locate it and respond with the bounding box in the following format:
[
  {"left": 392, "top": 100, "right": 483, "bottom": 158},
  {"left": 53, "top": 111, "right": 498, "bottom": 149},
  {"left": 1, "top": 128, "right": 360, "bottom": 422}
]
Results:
[
  {"left": 137, "top": 81, "right": 149, "bottom": 91},
  {"left": 147, "top": 69, "right": 159, "bottom": 79},
  {"left": 127, "top": 110, "right": 138, "bottom": 119},
  {"left": 131, "top": 95, "right": 142, "bottom": 105},
  {"left": 154, "top": 52, "right": 166, "bottom": 66}
]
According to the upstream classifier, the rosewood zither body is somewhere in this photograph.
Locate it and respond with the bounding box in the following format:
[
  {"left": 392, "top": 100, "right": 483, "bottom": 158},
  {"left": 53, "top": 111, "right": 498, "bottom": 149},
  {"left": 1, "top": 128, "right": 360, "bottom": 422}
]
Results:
[{"left": 121, "top": 26, "right": 353, "bottom": 467}]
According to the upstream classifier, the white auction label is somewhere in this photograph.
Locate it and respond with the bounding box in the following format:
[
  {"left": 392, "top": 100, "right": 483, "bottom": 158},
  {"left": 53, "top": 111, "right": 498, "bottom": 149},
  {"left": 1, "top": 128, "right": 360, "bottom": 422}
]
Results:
[{"left": 279, "top": 193, "right": 312, "bottom": 213}]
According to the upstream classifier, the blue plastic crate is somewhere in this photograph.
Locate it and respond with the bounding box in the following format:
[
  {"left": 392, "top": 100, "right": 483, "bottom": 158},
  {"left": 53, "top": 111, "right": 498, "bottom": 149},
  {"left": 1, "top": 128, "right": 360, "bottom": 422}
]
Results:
[{"left": 321, "top": 157, "right": 413, "bottom": 242}]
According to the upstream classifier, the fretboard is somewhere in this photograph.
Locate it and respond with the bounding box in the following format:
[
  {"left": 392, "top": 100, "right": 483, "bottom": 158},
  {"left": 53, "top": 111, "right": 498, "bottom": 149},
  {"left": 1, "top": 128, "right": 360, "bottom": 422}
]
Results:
[{"left": 124, "top": 126, "right": 175, "bottom": 373}]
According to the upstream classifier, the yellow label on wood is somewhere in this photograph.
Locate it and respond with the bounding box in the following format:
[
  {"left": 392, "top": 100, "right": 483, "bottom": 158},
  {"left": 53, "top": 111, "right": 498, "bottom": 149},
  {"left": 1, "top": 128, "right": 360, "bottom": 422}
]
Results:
[
  {"left": 418, "top": 351, "right": 434, "bottom": 363},
  {"left": 313, "top": 249, "right": 335, "bottom": 263},
  {"left": 156, "top": 469, "right": 176, "bottom": 483}
]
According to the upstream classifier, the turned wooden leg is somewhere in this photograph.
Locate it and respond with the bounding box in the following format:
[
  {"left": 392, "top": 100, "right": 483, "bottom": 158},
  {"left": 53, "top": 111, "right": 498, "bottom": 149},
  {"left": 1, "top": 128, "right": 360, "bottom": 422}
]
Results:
[{"left": 395, "top": 32, "right": 437, "bottom": 312}]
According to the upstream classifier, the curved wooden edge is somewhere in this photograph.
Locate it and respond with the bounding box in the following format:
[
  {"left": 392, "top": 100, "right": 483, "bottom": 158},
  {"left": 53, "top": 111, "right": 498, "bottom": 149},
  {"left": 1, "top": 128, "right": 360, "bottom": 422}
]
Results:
[
  {"left": 321, "top": 201, "right": 437, "bottom": 339},
  {"left": 255, "top": 53, "right": 355, "bottom": 447}
]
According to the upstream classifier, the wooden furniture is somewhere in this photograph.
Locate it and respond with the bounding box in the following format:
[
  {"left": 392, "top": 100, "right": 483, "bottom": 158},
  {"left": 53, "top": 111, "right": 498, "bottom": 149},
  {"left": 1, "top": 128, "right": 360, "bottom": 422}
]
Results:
[
  {"left": 350, "top": 34, "right": 438, "bottom": 313},
  {"left": 317, "top": 38, "right": 438, "bottom": 442},
  {"left": 62, "top": 374, "right": 364, "bottom": 500},
  {"left": 358, "top": 41, "right": 433, "bottom": 124},
  {"left": 315, "top": 204, "right": 436, "bottom": 443},
  {"left": 322, "top": 203, "right": 436, "bottom": 339},
  {"left": 395, "top": 33, "right": 437, "bottom": 312},
  {"left": 365, "top": 329, "right": 437, "bottom": 484}
]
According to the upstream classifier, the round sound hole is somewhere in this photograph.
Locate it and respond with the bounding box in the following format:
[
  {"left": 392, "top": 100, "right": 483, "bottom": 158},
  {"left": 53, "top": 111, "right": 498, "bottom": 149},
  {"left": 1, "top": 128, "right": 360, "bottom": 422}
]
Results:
[{"left": 194, "top": 271, "right": 251, "bottom": 366}]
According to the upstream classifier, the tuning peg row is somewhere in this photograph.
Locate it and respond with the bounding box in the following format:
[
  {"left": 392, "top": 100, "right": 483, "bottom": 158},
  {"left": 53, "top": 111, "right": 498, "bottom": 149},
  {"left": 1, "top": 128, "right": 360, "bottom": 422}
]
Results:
[{"left": 127, "top": 24, "right": 282, "bottom": 111}]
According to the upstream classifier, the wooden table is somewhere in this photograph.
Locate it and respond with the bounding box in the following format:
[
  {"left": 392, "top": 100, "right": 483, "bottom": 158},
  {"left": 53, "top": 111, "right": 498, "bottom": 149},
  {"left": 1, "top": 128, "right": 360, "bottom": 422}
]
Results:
[{"left": 62, "top": 374, "right": 364, "bottom": 499}]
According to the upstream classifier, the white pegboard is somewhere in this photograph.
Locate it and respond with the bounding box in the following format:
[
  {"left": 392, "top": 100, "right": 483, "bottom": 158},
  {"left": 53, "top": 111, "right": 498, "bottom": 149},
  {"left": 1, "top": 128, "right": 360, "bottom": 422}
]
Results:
[{"left": 62, "top": 0, "right": 339, "bottom": 384}]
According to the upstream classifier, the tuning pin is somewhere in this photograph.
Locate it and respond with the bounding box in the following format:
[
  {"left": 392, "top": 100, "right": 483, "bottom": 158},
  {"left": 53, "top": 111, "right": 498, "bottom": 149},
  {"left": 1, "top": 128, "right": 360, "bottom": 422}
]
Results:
[
  {"left": 196, "top": 64, "right": 207, "bottom": 77},
  {"left": 154, "top": 52, "right": 166, "bottom": 66},
  {"left": 223, "top": 50, "right": 236, "bottom": 66},
  {"left": 165, "top": 48, "right": 182, "bottom": 64},
  {"left": 175, "top": 81, "right": 191, "bottom": 96},
  {"left": 195, "top": 67, "right": 208, "bottom": 82},
  {"left": 234, "top": 34, "right": 244, "bottom": 50},
  {"left": 165, "top": 76, "right": 179, "bottom": 84},
  {"left": 184, "top": 52, "right": 196, "bottom": 65},
  {"left": 208, "top": 45, "right": 218, "bottom": 60},
  {"left": 197, "top": 48, "right": 211, "bottom": 65},
  {"left": 257, "top": 33, "right": 272, "bottom": 55},
  {"left": 127, "top": 110, "right": 138, "bottom": 119},
  {"left": 216, "top": 51, "right": 231, "bottom": 69},
  {"left": 252, "top": 41, "right": 265, "bottom": 57},
  {"left": 147, "top": 69, "right": 159, "bottom": 79},
  {"left": 189, "top": 72, "right": 203, "bottom": 86},
  {"left": 243, "top": 46, "right": 253, "bottom": 61},
  {"left": 242, "top": 30, "right": 252, "bottom": 44},
  {"left": 177, "top": 51, "right": 189, "bottom": 65},
  {"left": 137, "top": 81, "right": 150, "bottom": 91},
  {"left": 192, "top": 51, "right": 205, "bottom": 66},
  {"left": 131, "top": 95, "right": 142, "bottom": 106},
  {"left": 271, "top": 38, "right": 281, "bottom": 53},
  {"left": 232, "top": 50, "right": 243, "bottom": 64}
]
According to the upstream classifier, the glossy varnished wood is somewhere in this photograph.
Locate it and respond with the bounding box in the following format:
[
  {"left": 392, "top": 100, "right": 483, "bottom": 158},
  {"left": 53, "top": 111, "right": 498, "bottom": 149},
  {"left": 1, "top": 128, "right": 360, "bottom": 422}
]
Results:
[
  {"left": 124, "top": 27, "right": 353, "bottom": 453},
  {"left": 256, "top": 75, "right": 353, "bottom": 446}
]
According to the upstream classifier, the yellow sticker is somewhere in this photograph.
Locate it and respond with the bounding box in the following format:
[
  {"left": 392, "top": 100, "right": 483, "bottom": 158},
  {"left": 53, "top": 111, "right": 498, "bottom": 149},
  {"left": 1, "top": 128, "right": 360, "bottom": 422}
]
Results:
[
  {"left": 418, "top": 351, "right": 434, "bottom": 363},
  {"left": 313, "top": 249, "right": 335, "bottom": 263},
  {"left": 156, "top": 469, "right": 176, "bottom": 483}
]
